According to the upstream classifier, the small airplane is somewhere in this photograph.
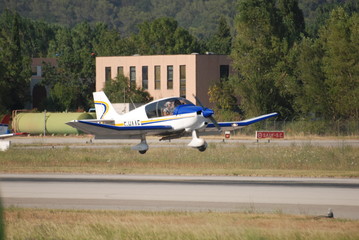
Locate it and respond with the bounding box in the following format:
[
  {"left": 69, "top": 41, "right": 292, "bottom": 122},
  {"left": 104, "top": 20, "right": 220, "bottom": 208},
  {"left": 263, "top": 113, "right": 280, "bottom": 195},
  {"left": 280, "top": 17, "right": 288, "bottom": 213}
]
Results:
[{"left": 67, "top": 92, "right": 278, "bottom": 154}]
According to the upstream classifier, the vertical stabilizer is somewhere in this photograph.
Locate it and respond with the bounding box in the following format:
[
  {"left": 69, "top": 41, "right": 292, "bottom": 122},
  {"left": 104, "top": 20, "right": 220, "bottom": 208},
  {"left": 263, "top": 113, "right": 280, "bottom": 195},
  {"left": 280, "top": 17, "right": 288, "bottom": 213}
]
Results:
[{"left": 93, "top": 91, "right": 120, "bottom": 120}]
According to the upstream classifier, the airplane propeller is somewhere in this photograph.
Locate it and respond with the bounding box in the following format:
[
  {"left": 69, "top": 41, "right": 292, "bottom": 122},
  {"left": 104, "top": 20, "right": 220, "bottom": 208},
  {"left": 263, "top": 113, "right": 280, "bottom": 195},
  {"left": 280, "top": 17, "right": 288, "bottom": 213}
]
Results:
[{"left": 193, "top": 94, "right": 221, "bottom": 131}]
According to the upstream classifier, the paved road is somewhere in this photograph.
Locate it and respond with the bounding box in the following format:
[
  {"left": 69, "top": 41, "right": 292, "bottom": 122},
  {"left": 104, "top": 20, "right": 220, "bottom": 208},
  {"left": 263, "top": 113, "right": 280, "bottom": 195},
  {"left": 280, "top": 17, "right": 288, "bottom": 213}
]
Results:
[
  {"left": 9, "top": 136, "right": 359, "bottom": 150},
  {"left": 1, "top": 174, "right": 358, "bottom": 219}
]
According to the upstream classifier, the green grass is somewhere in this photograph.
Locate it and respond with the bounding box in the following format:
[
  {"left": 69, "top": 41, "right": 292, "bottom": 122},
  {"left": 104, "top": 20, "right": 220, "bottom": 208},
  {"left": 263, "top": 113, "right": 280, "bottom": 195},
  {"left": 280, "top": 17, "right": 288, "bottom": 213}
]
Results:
[
  {"left": 1, "top": 144, "right": 358, "bottom": 177},
  {"left": 4, "top": 208, "right": 359, "bottom": 240}
]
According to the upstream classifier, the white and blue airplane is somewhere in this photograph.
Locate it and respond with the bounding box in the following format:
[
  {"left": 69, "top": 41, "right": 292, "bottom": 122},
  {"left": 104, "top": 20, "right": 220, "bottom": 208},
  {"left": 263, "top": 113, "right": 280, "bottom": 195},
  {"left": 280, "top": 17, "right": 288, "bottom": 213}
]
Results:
[{"left": 67, "top": 92, "right": 278, "bottom": 154}]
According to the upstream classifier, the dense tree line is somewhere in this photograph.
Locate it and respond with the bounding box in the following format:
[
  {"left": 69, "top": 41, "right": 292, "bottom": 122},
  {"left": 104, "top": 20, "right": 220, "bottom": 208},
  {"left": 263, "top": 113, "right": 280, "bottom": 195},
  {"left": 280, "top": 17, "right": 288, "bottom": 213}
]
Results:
[
  {"left": 1, "top": 0, "right": 357, "bottom": 40},
  {"left": 0, "top": 0, "right": 358, "bottom": 122},
  {"left": 0, "top": 10, "right": 207, "bottom": 112},
  {"left": 227, "top": 0, "right": 358, "bottom": 121},
  {"left": 0, "top": 0, "right": 236, "bottom": 40}
]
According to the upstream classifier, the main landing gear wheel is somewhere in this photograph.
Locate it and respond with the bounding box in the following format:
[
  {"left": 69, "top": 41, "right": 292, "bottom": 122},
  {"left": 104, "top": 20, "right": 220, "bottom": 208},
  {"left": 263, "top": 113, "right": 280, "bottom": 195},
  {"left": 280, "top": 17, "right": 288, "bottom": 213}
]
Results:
[
  {"left": 132, "top": 136, "right": 149, "bottom": 154},
  {"left": 197, "top": 145, "right": 207, "bottom": 152},
  {"left": 197, "top": 142, "right": 208, "bottom": 152}
]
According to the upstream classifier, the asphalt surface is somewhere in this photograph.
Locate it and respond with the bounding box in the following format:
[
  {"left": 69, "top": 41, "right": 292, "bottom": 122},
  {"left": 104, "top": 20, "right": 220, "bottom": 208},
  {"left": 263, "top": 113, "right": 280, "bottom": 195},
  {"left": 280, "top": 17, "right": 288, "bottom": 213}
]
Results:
[
  {"left": 8, "top": 136, "right": 359, "bottom": 150},
  {"left": 1, "top": 174, "right": 359, "bottom": 219}
]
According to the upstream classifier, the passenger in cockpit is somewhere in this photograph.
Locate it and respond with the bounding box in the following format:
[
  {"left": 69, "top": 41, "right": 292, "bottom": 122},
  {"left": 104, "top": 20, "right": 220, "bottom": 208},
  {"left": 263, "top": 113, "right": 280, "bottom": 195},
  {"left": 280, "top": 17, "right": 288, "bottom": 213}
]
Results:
[{"left": 174, "top": 99, "right": 182, "bottom": 107}]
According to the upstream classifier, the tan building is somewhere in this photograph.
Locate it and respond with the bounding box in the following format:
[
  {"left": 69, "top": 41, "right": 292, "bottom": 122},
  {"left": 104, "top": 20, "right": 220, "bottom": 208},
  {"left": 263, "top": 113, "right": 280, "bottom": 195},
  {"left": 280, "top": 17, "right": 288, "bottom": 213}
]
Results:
[
  {"left": 96, "top": 54, "right": 231, "bottom": 106},
  {"left": 30, "top": 58, "right": 57, "bottom": 109}
]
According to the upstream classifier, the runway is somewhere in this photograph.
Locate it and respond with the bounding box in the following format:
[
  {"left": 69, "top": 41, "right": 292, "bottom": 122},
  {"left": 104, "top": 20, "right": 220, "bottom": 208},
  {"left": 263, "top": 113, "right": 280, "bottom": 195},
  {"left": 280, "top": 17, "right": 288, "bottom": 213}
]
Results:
[
  {"left": 9, "top": 136, "right": 359, "bottom": 149},
  {"left": 1, "top": 174, "right": 359, "bottom": 219}
]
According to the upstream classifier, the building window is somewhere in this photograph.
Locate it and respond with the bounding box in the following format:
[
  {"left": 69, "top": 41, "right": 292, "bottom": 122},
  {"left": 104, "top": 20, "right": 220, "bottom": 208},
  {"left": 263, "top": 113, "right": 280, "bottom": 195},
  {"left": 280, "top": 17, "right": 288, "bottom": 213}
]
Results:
[
  {"left": 32, "top": 66, "right": 42, "bottom": 76},
  {"left": 117, "top": 66, "right": 123, "bottom": 76},
  {"left": 142, "top": 66, "right": 148, "bottom": 90},
  {"left": 32, "top": 66, "right": 37, "bottom": 76},
  {"left": 180, "top": 65, "right": 186, "bottom": 98},
  {"left": 220, "top": 65, "right": 229, "bottom": 80},
  {"left": 167, "top": 65, "right": 173, "bottom": 89},
  {"left": 155, "top": 65, "right": 161, "bottom": 90},
  {"left": 105, "top": 67, "right": 111, "bottom": 82},
  {"left": 130, "top": 66, "right": 136, "bottom": 87}
]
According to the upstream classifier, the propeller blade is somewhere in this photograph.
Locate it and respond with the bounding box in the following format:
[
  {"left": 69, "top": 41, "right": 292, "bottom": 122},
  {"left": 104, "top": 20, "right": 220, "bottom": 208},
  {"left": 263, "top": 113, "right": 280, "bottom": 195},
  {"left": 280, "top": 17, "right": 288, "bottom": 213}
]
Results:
[
  {"left": 192, "top": 94, "right": 221, "bottom": 131},
  {"left": 192, "top": 94, "right": 204, "bottom": 108},
  {"left": 209, "top": 116, "right": 221, "bottom": 131}
]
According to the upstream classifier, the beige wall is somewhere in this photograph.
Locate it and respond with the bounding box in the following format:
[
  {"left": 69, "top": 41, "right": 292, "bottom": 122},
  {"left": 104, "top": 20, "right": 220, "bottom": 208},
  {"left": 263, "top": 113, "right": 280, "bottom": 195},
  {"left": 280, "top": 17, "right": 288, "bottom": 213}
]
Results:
[
  {"left": 196, "top": 55, "right": 231, "bottom": 106},
  {"left": 96, "top": 54, "right": 231, "bottom": 106}
]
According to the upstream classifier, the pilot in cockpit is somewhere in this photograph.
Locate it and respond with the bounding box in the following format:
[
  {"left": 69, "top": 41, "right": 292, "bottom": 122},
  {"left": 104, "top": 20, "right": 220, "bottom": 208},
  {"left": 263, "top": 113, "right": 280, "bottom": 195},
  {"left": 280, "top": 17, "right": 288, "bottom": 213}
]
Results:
[{"left": 163, "top": 101, "right": 174, "bottom": 116}]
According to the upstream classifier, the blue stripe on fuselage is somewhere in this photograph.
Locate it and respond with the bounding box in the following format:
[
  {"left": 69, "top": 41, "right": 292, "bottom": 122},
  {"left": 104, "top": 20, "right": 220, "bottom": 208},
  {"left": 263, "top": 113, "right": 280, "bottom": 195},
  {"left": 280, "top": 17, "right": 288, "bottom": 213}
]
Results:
[{"left": 78, "top": 120, "right": 173, "bottom": 131}]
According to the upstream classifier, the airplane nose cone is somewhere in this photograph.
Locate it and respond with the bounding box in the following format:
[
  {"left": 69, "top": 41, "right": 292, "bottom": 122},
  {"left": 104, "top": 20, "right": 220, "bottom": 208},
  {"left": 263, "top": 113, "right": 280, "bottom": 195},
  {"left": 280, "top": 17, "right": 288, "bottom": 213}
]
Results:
[{"left": 202, "top": 108, "right": 214, "bottom": 118}]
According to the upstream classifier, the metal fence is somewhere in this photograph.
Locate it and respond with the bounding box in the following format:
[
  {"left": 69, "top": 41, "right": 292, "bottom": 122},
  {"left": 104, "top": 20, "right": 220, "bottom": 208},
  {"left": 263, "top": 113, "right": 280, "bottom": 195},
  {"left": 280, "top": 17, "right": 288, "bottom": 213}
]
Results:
[{"left": 237, "top": 120, "right": 359, "bottom": 136}]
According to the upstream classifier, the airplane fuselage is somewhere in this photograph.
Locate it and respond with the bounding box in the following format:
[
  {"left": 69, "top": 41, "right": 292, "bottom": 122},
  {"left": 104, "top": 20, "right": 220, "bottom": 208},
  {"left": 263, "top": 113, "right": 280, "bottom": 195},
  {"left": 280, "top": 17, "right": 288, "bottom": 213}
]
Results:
[{"left": 113, "top": 102, "right": 208, "bottom": 132}]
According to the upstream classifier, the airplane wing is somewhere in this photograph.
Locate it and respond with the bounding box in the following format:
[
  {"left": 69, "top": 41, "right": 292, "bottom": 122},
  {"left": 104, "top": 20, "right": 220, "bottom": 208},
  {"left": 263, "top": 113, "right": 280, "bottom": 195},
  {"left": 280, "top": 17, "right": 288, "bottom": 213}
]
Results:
[
  {"left": 75, "top": 119, "right": 115, "bottom": 124},
  {"left": 66, "top": 120, "right": 173, "bottom": 139},
  {"left": 203, "top": 112, "right": 279, "bottom": 132}
]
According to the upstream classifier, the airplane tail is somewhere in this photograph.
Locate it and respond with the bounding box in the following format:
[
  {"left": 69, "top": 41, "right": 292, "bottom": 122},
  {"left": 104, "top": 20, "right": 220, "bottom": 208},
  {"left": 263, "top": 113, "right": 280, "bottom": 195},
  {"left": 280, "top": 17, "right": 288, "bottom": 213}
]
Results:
[{"left": 93, "top": 91, "right": 120, "bottom": 120}]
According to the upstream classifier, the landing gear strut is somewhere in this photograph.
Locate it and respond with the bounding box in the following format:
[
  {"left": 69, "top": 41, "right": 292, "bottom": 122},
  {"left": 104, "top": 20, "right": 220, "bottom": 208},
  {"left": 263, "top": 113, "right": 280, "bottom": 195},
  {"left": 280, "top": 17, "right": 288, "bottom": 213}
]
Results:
[
  {"left": 132, "top": 135, "right": 149, "bottom": 154},
  {"left": 188, "top": 130, "right": 207, "bottom": 152}
]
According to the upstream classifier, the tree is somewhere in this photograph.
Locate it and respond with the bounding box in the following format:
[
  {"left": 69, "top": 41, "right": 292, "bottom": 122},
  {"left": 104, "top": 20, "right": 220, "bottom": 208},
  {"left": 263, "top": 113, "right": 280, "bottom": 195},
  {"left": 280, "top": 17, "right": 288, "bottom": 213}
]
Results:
[
  {"left": 42, "top": 63, "right": 80, "bottom": 111},
  {"left": 207, "top": 16, "right": 232, "bottom": 54},
  {"left": 92, "top": 23, "right": 127, "bottom": 56},
  {"left": 277, "top": 0, "right": 305, "bottom": 46},
  {"left": 301, "top": 0, "right": 359, "bottom": 38},
  {"left": 133, "top": 17, "right": 202, "bottom": 54},
  {"left": 231, "top": 0, "right": 284, "bottom": 117},
  {"left": 293, "top": 37, "right": 329, "bottom": 119},
  {"left": 319, "top": 8, "right": 359, "bottom": 120},
  {"left": 208, "top": 79, "right": 241, "bottom": 121},
  {"left": 0, "top": 10, "right": 31, "bottom": 111},
  {"left": 104, "top": 74, "right": 152, "bottom": 104},
  {"left": 231, "top": 0, "right": 307, "bottom": 119},
  {"left": 271, "top": 0, "right": 306, "bottom": 118},
  {"left": 175, "top": 0, "right": 237, "bottom": 40},
  {"left": 286, "top": 7, "right": 359, "bottom": 121},
  {"left": 44, "top": 23, "right": 96, "bottom": 111}
]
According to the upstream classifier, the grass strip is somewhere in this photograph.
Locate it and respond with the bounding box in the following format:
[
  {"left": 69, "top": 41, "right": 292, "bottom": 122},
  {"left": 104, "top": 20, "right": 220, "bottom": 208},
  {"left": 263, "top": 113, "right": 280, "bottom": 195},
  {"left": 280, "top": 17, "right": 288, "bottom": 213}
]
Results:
[
  {"left": 4, "top": 208, "right": 359, "bottom": 240},
  {"left": 1, "top": 144, "right": 358, "bottom": 177}
]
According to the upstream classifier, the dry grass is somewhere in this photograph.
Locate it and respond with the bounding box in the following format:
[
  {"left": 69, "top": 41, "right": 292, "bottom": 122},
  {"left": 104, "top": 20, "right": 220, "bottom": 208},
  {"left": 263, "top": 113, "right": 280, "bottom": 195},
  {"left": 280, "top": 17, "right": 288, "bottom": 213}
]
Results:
[
  {"left": 1, "top": 144, "right": 358, "bottom": 177},
  {"left": 4, "top": 208, "right": 359, "bottom": 240}
]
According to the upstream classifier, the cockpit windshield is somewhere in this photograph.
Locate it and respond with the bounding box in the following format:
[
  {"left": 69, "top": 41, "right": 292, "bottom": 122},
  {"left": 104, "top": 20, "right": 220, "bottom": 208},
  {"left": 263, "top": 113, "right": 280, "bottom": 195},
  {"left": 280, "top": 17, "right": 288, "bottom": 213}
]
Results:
[{"left": 145, "top": 97, "right": 194, "bottom": 118}]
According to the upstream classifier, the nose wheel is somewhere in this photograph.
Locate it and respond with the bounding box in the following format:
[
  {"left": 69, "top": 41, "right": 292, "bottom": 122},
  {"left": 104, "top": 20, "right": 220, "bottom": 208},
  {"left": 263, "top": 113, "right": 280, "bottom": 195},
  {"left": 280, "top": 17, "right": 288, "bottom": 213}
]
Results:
[
  {"left": 188, "top": 130, "right": 207, "bottom": 152},
  {"left": 197, "top": 142, "right": 207, "bottom": 152}
]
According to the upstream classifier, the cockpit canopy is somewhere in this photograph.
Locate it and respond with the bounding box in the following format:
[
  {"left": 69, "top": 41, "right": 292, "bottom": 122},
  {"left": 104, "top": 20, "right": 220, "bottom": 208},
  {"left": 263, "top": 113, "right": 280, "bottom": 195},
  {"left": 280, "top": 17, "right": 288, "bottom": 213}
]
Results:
[{"left": 145, "top": 97, "right": 194, "bottom": 118}]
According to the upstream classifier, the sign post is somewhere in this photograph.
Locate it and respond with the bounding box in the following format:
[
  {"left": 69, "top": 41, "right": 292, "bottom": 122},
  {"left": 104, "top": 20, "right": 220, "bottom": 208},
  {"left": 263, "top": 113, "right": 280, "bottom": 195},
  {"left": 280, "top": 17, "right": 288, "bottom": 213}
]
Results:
[
  {"left": 256, "top": 131, "right": 284, "bottom": 142},
  {"left": 225, "top": 131, "right": 231, "bottom": 139}
]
